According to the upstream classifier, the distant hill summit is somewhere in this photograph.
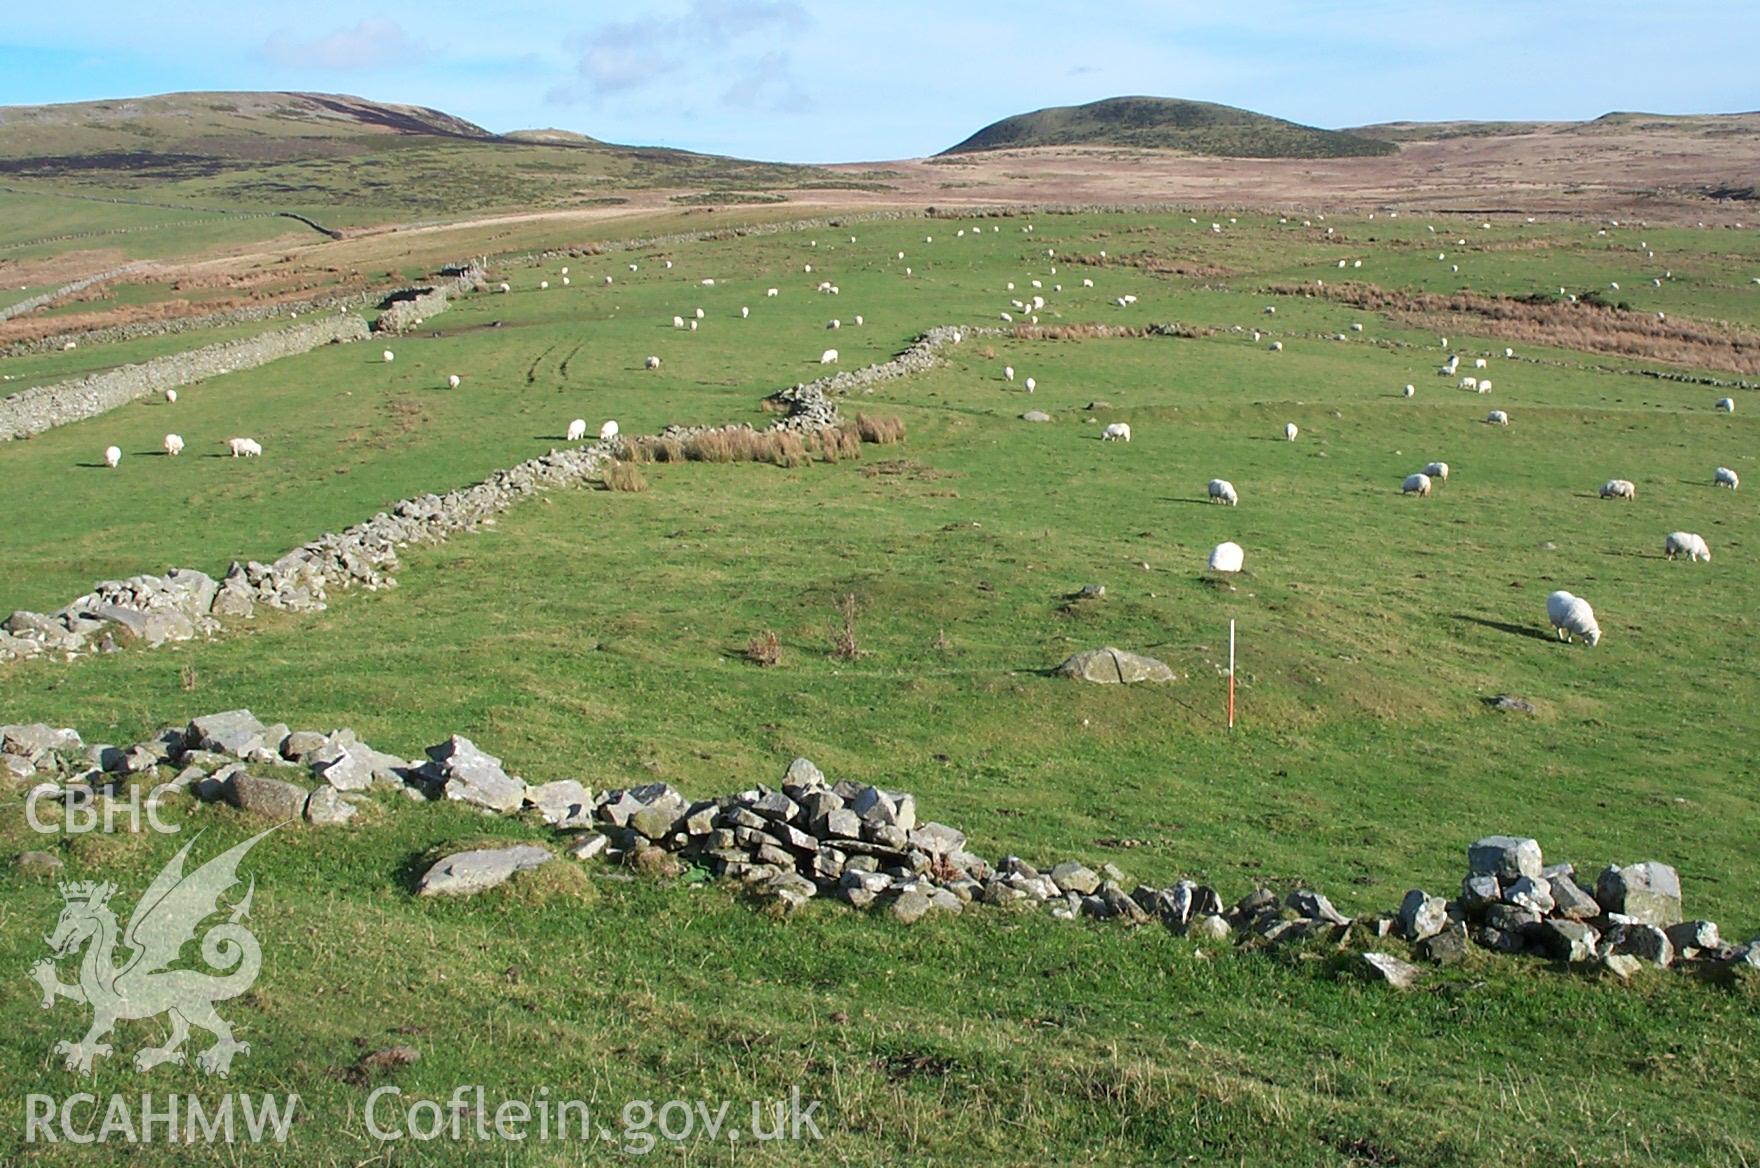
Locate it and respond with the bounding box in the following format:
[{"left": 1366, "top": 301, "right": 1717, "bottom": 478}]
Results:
[
  {"left": 941, "top": 96, "right": 1397, "bottom": 158},
  {"left": 0, "top": 91, "right": 495, "bottom": 147}
]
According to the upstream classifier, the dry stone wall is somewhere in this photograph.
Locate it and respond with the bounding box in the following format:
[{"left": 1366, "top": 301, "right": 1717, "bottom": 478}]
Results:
[{"left": 0, "top": 312, "right": 370, "bottom": 442}]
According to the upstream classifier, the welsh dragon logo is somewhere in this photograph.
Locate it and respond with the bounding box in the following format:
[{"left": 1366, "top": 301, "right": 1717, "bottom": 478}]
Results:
[{"left": 29, "top": 828, "right": 273, "bottom": 1076}]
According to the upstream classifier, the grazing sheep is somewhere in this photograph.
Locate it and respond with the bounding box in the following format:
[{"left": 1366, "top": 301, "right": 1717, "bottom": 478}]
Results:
[
  {"left": 1402, "top": 472, "right": 1433, "bottom": 496},
  {"left": 1460, "top": 377, "right": 1479, "bottom": 390},
  {"left": 701, "top": 278, "right": 715, "bottom": 286},
  {"left": 1004, "top": 366, "right": 1014, "bottom": 381},
  {"left": 740, "top": 306, "right": 750, "bottom": 319},
  {"left": 673, "top": 316, "right": 685, "bottom": 328},
  {"left": 1475, "top": 358, "right": 1488, "bottom": 369},
  {"left": 1403, "top": 384, "right": 1416, "bottom": 398},
  {"left": 539, "top": 281, "right": 549, "bottom": 290},
  {"left": 1477, "top": 380, "right": 1493, "bottom": 394},
  {"left": 1423, "top": 461, "right": 1450, "bottom": 482},
  {"left": 1082, "top": 278, "right": 1094, "bottom": 287},
  {"left": 103, "top": 445, "right": 121, "bottom": 468},
  {"left": 604, "top": 276, "right": 614, "bottom": 286},
  {"left": 600, "top": 420, "right": 620, "bottom": 441},
  {"left": 766, "top": 287, "right": 779, "bottom": 297},
  {"left": 447, "top": 374, "right": 461, "bottom": 389},
  {"left": 828, "top": 319, "right": 841, "bottom": 330},
  {"left": 567, "top": 419, "right": 588, "bottom": 442},
  {"left": 1546, "top": 590, "right": 1602, "bottom": 645},
  {"left": 1208, "top": 541, "right": 1245, "bottom": 573},
  {"left": 163, "top": 433, "right": 184, "bottom": 457},
  {"left": 165, "top": 389, "right": 178, "bottom": 404},
  {"left": 1024, "top": 377, "right": 1037, "bottom": 393},
  {"left": 1600, "top": 479, "right": 1637, "bottom": 500},
  {"left": 560, "top": 267, "right": 569, "bottom": 276},
  {"left": 1269, "top": 341, "right": 1283, "bottom": 352},
  {"left": 1263, "top": 306, "right": 1276, "bottom": 315},
  {"left": 645, "top": 356, "right": 661, "bottom": 370},
  {"left": 1664, "top": 531, "right": 1711, "bottom": 562},
  {"left": 1715, "top": 397, "right": 1735, "bottom": 413},
  {"left": 1487, "top": 410, "right": 1510, "bottom": 425},
  {"left": 694, "top": 308, "right": 705, "bottom": 319},
  {"left": 1715, "top": 466, "right": 1739, "bottom": 489},
  {"left": 1102, "top": 422, "right": 1132, "bottom": 442},
  {"left": 1208, "top": 479, "right": 1238, "bottom": 506},
  {"left": 1504, "top": 347, "right": 1515, "bottom": 358},
  {"left": 382, "top": 350, "right": 395, "bottom": 363},
  {"left": 1284, "top": 422, "right": 1299, "bottom": 441},
  {"left": 227, "top": 437, "right": 262, "bottom": 458},
  {"left": 499, "top": 282, "right": 511, "bottom": 293},
  {"left": 689, "top": 320, "right": 698, "bottom": 332},
  {"left": 820, "top": 349, "right": 839, "bottom": 365}
]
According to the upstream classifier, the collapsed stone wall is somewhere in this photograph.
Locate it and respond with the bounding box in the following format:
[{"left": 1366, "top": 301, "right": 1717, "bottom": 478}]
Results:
[
  {"left": 0, "top": 263, "right": 155, "bottom": 323},
  {"left": 5, "top": 711, "right": 1751, "bottom": 987},
  {"left": 0, "top": 312, "right": 370, "bottom": 442}
]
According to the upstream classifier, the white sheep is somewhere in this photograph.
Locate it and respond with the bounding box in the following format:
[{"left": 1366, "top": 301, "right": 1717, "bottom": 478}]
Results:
[
  {"left": 689, "top": 320, "right": 698, "bottom": 331},
  {"left": 499, "top": 282, "right": 512, "bottom": 293},
  {"left": 1403, "top": 384, "right": 1416, "bottom": 398},
  {"left": 1423, "top": 461, "right": 1449, "bottom": 482},
  {"left": 1664, "top": 531, "right": 1711, "bottom": 562},
  {"left": 1487, "top": 410, "right": 1510, "bottom": 425},
  {"left": 103, "top": 445, "right": 122, "bottom": 468},
  {"left": 447, "top": 374, "right": 461, "bottom": 389},
  {"left": 672, "top": 315, "right": 685, "bottom": 329},
  {"left": 1024, "top": 377, "right": 1036, "bottom": 393},
  {"left": 1402, "top": 472, "right": 1433, "bottom": 497},
  {"left": 1082, "top": 278, "right": 1094, "bottom": 287},
  {"left": 1546, "top": 590, "right": 1602, "bottom": 645},
  {"left": 701, "top": 278, "right": 715, "bottom": 286},
  {"left": 1264, "top": 306, "right": 1277, "bottom": 315},
  {"left": 1208, "top": 541, "right": 1245, "bottom": 573},
  {"left": 1284, "top": 422, "right": 1299, "bottom": 441},
  {"left": 767, "top": 287, "right": 779, "bottom": 297},
  {"left": 1715, "top": 466, "right": 1739, "bottom": 490},
  {"left": 227, "top": 437, "right": 262, "bottom": 458},
  {"left": 600, "top": 420, "right": 620, "bottom": 441},
  {"left": 567, "top": 419, "right": 588, "bottom": 442},
  {"left": 1460, "top": 377, "right": 1479, "bottom": 390},
  {"left": 820, "top": 349, "right": 839, "bottom": 365},
  {"left": 694, "top": 308, "right": 705, "bottom": 319},
  {"left": 1269, "top": 341, "right": 1283, "bottom": 352},
  {"left": 1208, "top": 479, "right": 1238, "bottom": 506},
  {"left": 1102, "top": 422, "right": 1132, "bottom": 442},
  {"left": 741, "top": 306, "right": 750, "bottom": 318},
  {"left": 1004, "top": 366, "right": 1015, "bottom": 381},
  {"left": 561, "top": 267, "right": 569, "bottom": 276},
  {"left": 163, "top": 433, "right": 184, "bottom": 457},
  {"left": 1715, "top": 397, "right": 1735, "bottom": 413},
  {"left": 1475, "top": 358, "right": 1488, "bottom": 369},
  {"left": 1504, "top": 347, "right": 1515, "bottom": 358},
  {"left": 164, "top": 389, "right": 178, "bottom": 404},
  {"left": 1477, "top": 379, "right": 1493, "bottom": 394},
  {"left": 1600, "top": 479, "right": 1637, "bottom": 500},
  {"left": 828, "top": 319, "right": 841, "bottom": 330},
  {"left": 604, "top": 276, "right": 614, "bottom": 286},
  {"left": 540, "top": 280, "right": 549, "bottom": 290},
  {"left": 382, "top": 350, "right": 395, "bottom": 363},
  {"left": 645, "top": 356, "right": 661, "bottom": 370}
]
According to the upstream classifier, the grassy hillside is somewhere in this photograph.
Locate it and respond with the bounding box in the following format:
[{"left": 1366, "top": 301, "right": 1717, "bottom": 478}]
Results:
[
  {"left": 2, "top": 211, "right": 1758, "bottom": 1165},
  {"left": 0, "top": 91, "right": 845, "bottom": 217},
  {"left": 942, "top": 96, "right": 1398, "bottom": 158}
]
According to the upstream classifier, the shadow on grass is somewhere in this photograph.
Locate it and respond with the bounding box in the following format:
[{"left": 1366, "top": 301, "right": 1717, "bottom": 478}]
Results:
[{"left": 1452, "top": 613, "right": 1553, "bottom": 642}]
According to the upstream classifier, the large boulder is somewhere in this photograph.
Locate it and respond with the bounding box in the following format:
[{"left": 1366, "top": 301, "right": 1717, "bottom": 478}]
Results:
[
  {"left": 527, "top": 780, "right": 595, "bottom": 828},
  {"left": 188, "top": 710, "right": 270, "bottom": 759},
  {"left": 423, "top": 735, "right": 527, "bottom": 814},
  {"left": 1594, "top": 861, "right": 1683, "bottom": 927},
  {"left": 1467, "top": 835, "right": 1544, "bottom": 881},
  {"left": 1055, "top": 647, "right": 1176, "bottom": 685},
  {"left": 417, "top": 844, "right": 553, "bottom": 897},
  {"left": 223, "top": 772, "right": 311, "bottom": 820},
  {"left": 1397, "top": 890, "right": 1448, "bottom": 942}
]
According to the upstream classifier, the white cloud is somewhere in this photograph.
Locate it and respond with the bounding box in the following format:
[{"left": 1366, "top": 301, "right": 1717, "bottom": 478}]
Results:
[
  {"left": 552, "top": 0, "right": 811, "bottom": 106},
  {"left": 258, "top": 18, "right": 424, "bottom": 72}
]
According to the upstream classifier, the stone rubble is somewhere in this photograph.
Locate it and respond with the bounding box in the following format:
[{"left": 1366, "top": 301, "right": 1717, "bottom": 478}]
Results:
[{"left": 10, "top": 715, "right": 1752, "bottom": 985}]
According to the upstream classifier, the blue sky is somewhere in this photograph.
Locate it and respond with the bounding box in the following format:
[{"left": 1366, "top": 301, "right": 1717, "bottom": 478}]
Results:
[{"left": 2, "top": 1, "right": 1755, "bottom": 162}]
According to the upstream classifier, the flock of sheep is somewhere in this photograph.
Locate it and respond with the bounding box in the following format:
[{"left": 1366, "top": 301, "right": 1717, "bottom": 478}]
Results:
[{"left": 81, "top": 216, "right": 1747, "bottom": 651}]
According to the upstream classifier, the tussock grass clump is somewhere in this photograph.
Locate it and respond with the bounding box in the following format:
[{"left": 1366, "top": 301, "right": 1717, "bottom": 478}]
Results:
[
  {"left": 601, "top": 461, "right": 648, "bottom": 492},
  {"left": 829, "top": 593, "right": 864, "bottom": 660},
  {"left": 745, "top": 629, "right": 783, "bottom": 667},
  {"left": 810, "top": 424, "right": 864, "bottom": 463},
  {"left": 856, "top": 414, "right": 906, "bottom": 445}
]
